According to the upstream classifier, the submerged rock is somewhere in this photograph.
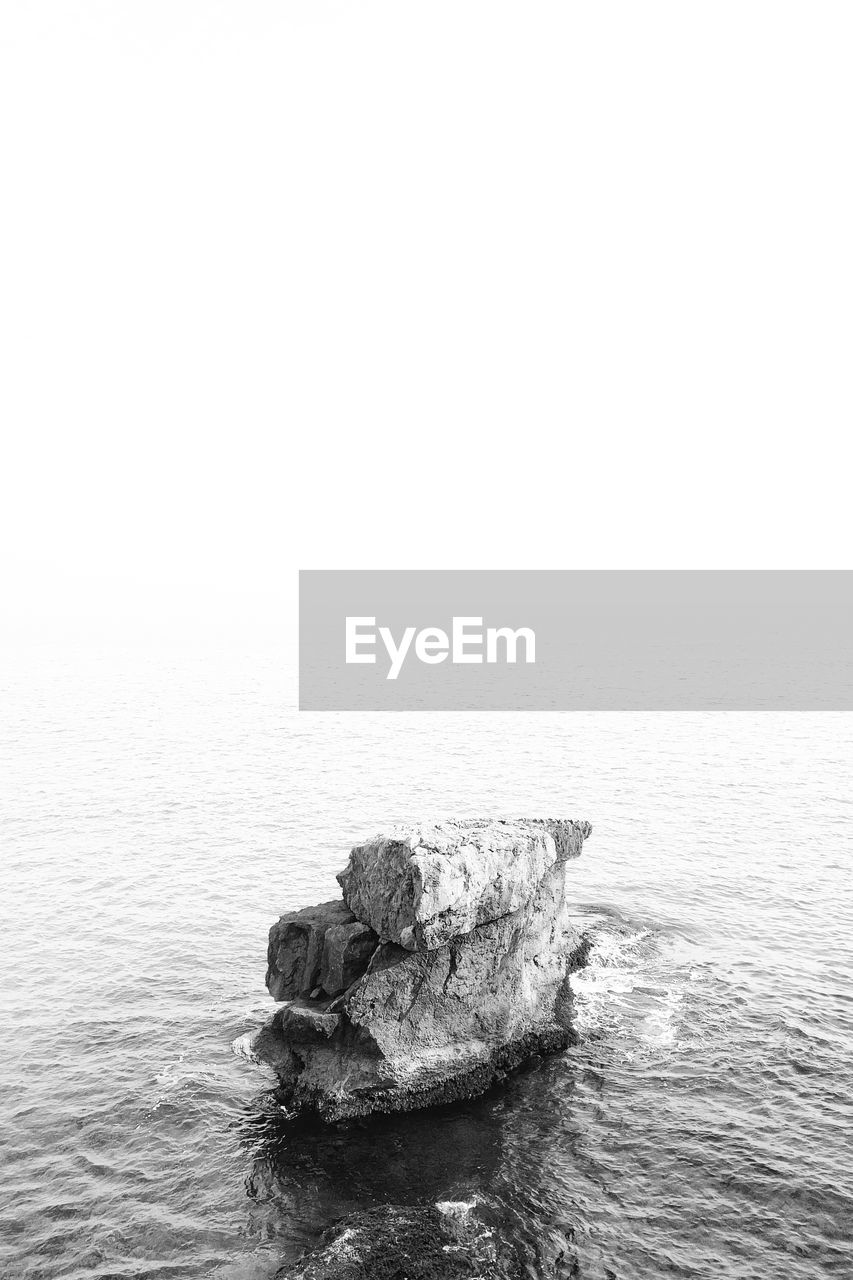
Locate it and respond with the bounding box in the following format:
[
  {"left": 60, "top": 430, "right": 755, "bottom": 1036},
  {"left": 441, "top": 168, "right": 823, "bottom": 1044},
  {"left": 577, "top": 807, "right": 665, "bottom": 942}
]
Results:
[
  {"left": 252, "top": 818, "right": 592, "bottom": 1121},
  {"left": 273, "top": 1201, "right": 520, "bottom": 1279}
]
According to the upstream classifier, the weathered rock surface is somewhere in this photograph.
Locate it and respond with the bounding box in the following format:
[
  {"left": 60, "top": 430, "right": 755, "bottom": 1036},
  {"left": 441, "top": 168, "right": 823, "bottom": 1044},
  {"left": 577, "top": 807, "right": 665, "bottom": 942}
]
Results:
[
  {"left": 252, "top": 818, "right": 592, "bottom": 1121},
  {"left": 337, "top": 818, "right": 590, "bottom": 951},
  {"left": 273, "top": 1201, "right": 521, "bottom": 1279},
  {"left": 266, "top": 901, "right": 378, "bottom": 1001}
]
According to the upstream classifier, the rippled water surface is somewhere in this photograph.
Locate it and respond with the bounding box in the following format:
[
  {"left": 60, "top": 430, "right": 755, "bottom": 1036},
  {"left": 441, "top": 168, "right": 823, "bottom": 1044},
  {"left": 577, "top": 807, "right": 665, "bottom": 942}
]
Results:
[{"left": 2, "top": 648, "right": 852, "bottom": 1278}]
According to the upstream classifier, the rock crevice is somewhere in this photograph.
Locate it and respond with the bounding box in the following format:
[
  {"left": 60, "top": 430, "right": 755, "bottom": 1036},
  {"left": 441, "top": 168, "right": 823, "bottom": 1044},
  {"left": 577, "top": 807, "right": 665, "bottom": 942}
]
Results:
[{"left": 251, "top": 817, "right": 592, "bottom": 1121}]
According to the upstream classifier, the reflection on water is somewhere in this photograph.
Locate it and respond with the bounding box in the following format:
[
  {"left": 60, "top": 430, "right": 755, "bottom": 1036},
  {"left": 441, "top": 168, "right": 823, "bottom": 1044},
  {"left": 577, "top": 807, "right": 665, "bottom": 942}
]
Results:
[
  {"left": 235, "top": 1068, "right": 579, "bottom": 1277},
  {"left": 239, "top": 1100, "right": 505, "bottom": 1208}
]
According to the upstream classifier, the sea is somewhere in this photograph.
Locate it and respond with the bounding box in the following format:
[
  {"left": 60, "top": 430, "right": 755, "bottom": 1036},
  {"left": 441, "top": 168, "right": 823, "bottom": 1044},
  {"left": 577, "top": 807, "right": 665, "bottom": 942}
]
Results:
[{"left": 2, "top": 646, "right": 851, "bottom": 1278}]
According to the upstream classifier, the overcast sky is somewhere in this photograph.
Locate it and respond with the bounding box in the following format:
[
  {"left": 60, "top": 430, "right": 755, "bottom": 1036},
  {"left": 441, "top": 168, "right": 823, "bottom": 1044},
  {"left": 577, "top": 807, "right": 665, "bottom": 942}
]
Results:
[{"left": 2, "top": 2, "right": 850, "bottom": 647}]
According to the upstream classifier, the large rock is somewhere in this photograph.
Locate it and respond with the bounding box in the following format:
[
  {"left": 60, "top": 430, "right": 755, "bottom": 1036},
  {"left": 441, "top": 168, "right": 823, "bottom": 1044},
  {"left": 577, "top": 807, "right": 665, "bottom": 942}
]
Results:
[
  {"left": 274, "top": 1201, "right": 520, "bottom": 1279},
  {"left": 337, "top": 818, "right": 591, "bottom": 951},
  {"left": 251, "top": 818, "right": 592, "bottom": 1121}
]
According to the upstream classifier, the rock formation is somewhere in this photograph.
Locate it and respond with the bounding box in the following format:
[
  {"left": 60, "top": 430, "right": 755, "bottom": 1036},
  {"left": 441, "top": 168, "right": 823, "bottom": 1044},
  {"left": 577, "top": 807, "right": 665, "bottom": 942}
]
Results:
[{"left": 250, "top": 818, "right": 592, "bottom": 1121}]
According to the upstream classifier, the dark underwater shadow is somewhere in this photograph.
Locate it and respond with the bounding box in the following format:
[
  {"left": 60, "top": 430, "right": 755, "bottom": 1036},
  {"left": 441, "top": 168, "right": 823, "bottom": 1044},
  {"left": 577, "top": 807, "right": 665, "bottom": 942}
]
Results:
[
  {"left": 231, "top": 1052, "right": 599, "bottom": 1278},
  {"left": 235, "top": 1086, "right": 506, "bottom": 1205}
]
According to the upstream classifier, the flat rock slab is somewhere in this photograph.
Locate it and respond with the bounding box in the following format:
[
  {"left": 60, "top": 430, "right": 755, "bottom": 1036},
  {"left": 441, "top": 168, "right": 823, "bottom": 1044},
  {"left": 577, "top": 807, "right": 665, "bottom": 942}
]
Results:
[
  {"left": 337, "top": 817, "right": 592, "bottom": 951},
  {"left": 275, "top": 1001, "right": 340, "bottom": 1042}
]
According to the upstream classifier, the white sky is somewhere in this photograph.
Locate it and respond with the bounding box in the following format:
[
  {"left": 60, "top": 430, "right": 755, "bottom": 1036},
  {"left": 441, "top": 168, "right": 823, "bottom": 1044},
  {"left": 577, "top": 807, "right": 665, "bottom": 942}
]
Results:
[{"left": 1, "top": 3, "right": 850, "bottom": 646}]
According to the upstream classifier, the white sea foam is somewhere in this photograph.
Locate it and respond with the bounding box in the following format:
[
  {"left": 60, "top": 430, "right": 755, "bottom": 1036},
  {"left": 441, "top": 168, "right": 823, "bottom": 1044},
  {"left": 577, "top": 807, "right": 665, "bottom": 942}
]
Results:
[
  {"left": 436, "top": 1198, "right": 477, "bottom": 1217},
  {"left": 571, "top": 920, "right": 704, "bottom": 1058},
  {"left": 230, "top": 1030, "right": 262, "bottom": 1064}
]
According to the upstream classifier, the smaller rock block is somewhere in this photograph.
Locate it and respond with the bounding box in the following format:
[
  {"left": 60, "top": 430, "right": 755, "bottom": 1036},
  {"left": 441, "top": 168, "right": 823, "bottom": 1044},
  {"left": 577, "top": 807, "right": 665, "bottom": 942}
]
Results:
[{"left": 267, "top": 900, "right": 358, "bottom": 1001}]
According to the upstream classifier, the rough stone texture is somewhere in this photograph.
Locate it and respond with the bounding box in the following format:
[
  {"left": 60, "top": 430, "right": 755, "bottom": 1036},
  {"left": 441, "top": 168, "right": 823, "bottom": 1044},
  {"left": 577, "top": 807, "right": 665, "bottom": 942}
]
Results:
[
  {"left": 275, "top": 1002, "right": 341, "bottom": 1042},
  {"left": 337, "top": 818, "right": 591, "bottom": 951},
  {"left": 252, "top": 818, "right": 592, "bottom": 1121},
  {"left": 266, "top": 901, "right": 378, "bottom": 1001},
  {"left": 319, "top": 920, "right": 377, "bottom": 997},
  {"left": 273, "top": 1202, "right": 521, "bottom": 1279}
]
